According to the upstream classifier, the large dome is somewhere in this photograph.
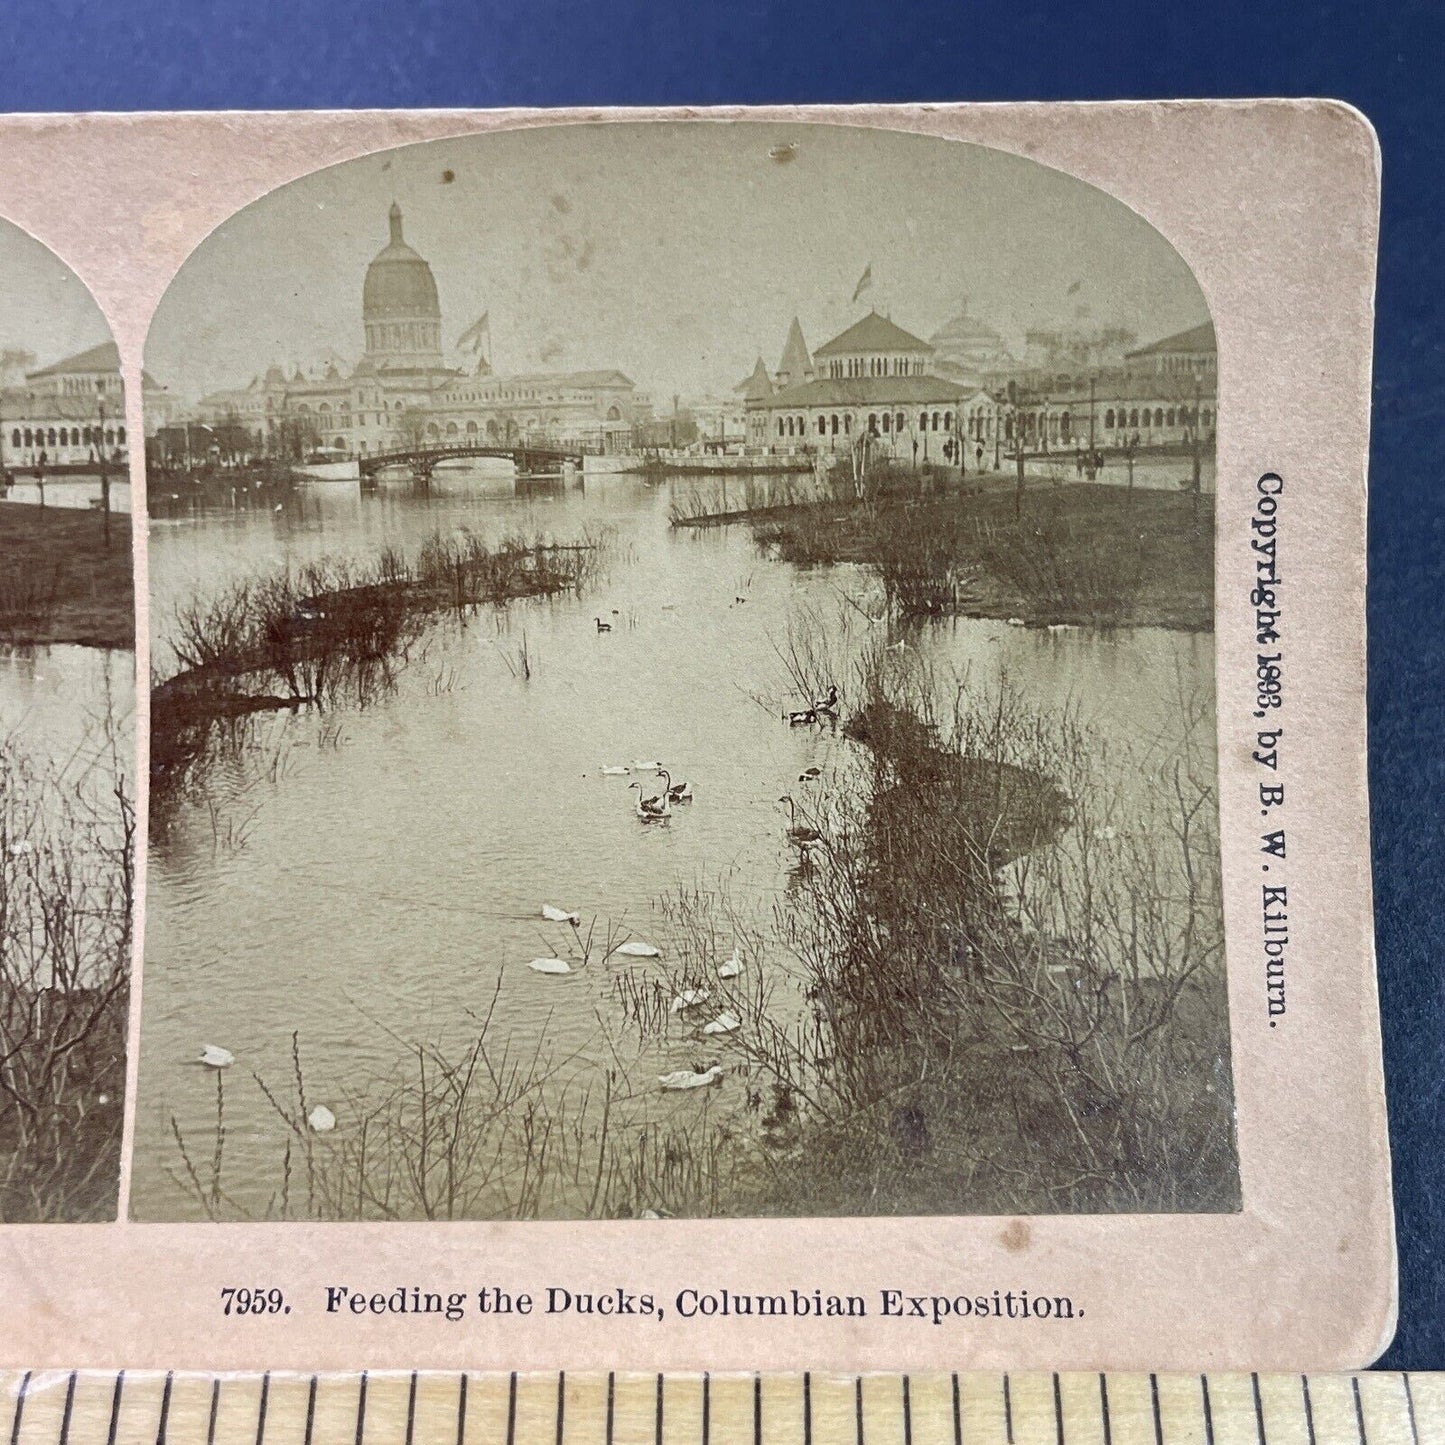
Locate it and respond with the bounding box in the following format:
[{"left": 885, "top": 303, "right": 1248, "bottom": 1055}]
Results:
[{"left": 362, "top": 203, "right": 440, "bottom": 320}]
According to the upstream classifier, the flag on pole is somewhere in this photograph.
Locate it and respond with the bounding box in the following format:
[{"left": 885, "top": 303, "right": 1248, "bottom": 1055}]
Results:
[
  {"left": 457, "top": 311, "right": 490, "bottom": 353},
  {"left": 851, "top": 264, "right": 873, "bottom": 305}
]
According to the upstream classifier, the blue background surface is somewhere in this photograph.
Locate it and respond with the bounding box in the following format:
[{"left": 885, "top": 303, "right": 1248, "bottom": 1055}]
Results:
[{"left": 0, "top": 0, "right": 1439, "bottom": 1369}]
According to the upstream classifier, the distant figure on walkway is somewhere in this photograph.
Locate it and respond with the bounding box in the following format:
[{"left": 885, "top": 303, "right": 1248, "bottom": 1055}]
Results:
[{"left": 975, "top": 443, "right": 984, "bottom": 472}]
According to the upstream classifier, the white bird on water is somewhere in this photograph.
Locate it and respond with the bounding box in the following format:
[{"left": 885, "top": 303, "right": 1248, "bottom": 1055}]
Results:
[
  {"left": 659, "top": 1065, "right": 723, "bottom": 1091},
  {"left": 307, "top": 1104, "right": 337, "bottom": 1133},
  {"left": 632, "top": 759, "right": 662, "bottom": 771},
  {"left": 670, "top": 988, "right": 710, "bottom": 1014},
  {"left": 527, "top": 957, "right": 572, "bottom": 975},
  {"left": 542, "top": 904, "right": 581, "bottom": 925},
  {"left": 198, "top": 1044, "right": 235, "bottom": 1069},
  {"left": 718, "top": 949, "right": 743, "bottom": 979},
  {"left": 703, "top": 1012, "right": 741, "bottom": 1036},
  {"left": 600, "top": 765, "right": 631, "bottom": 776},
  {"left": 618, "top": 940, "right": 660, "bottom": 958}
]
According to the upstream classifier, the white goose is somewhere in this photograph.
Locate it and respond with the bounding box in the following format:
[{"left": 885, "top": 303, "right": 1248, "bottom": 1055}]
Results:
[{"left": 659, "top": 1065, "right": 723, "bottom": 1091}]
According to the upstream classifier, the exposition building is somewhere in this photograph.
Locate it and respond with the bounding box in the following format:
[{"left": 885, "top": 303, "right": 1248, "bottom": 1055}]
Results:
[
  {"left": 182, "top": 204, "right": 640, "bottom": 457},
  {"left": 745, "top": 307, "right": 1217, "bottom": 466},
  {"left": 743, "top": 312, "right": 986, "bottom": 463},
  {"left": 0, "top": 341, "right": 164, "bottom": 473}
]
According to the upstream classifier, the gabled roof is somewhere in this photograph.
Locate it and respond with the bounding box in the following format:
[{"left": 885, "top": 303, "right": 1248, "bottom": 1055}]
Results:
[
  {"left": 777, "top": 317, "right": 813, "bottom": 381},
  {"left": 747, "top": 375, "right": 968, "bottom": 409},
  {"left": 21, "top": 339, "right": 160, "bottom": 390},
  {"left": 26, "top": 340, "right": 122, "bottom": 377},
  {"left": 814, "top": 311, "right": 934, "bottom": 358},
  {"left": 1125, "top": 321, "right": 1216, "bottom": 358}
]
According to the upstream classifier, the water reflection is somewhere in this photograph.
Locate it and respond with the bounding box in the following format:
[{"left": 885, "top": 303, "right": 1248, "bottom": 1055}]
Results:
[{"left": 134, "top": 468, "right": 1217, "bottom": 1220}]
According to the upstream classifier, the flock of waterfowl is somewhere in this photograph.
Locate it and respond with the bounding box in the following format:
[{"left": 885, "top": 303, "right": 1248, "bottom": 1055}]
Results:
[
  {"left": 188, "top": 656, "right": 840, "bottom": 1115},
  {"left": 526, "top": 916, "right": 752, "bottom": 1092}
]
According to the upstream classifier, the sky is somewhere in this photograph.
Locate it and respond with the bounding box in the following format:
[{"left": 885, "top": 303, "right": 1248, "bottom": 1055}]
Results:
[
  {"left": 0, "top": 219, "right": 113, "bottom": 375},
  {"left": 147, "top": 122, "right": 1211, "bottom": 404}
]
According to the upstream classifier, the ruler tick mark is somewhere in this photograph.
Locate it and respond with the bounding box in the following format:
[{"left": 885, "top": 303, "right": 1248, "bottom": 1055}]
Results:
[
  {"left": 1351, "top": 1378, "right": 1366, "bottom": 1445},
  {"left": 256, "top": 1373, "right": 270, "bottom": 1445},
  {"left": 1252, "top": 1374, "right": 1267, "bottom": 1445},
  {"left": 856, "top": 1376, "right": 864, "bottom": 1445},
  {"left": 59, "top": 1373, "right": 77, "bottom": 1445},
  {"left": 158, "top": 1372, "right": 174, "bottom": 1445},
  {"left": 904, "top": 1375, "right": 913, "bottom": 1445},
  {"left": 953, "top": 1375, "right": 962, "bottom": 1445},
  {"left": 1053, "top": 1374, "right": 1063, "bottom": 1445},
  {"left": 804, "top": 1373, "right": 813, "bottom": 1445},
  {"left": 1201, "top": 1377, "right": 1216, "bottom": 1445},
  {"left": 355, "top": 1372, "right": 368, "bottom": 1445},
  {"left": 1403, "top": 1376, "right": 1420, "bottom": 1445},
  {"left": 702, "top": 1372, "right": 710, "bottom": 1445},
  {"left": 754, "top": 1374, "right": 762, "bottom": 1445},
  {"left": 106, "top": 1370, "right": 125, "bottom": 1445},
  {"left": 206, "top": 1378, "right": 219, "bottom": 1445},
  {"left": 653, "top": 1374, "right": 663, "bottom": 1445},
  {"left": 506, "top": 1373, "right": 517, "bottom": 1445},
  {"left": 456, "top": 1375, "right": 468, "bottom": 1445},
  {"left": 1099, "top": 1376, "right": 1112, "bottom": 1445},
  {"left": 9, "top": 1371, "right": 29, "bottom": 1445},
  {"left": 1150, "top": 1375, "right": 1163, "bottom": 1445},
  {"left": 1302, "top": 1377, "right": 1317, "bottom": 1445},
  {"left": 304, "top": 1377, "right": 317, "bottom": 1445},
  {"left": 405, "top": 1374, "right": 417, "bottom": 1445},
  {"left": 607, "top": 1372, "right": 615, "bottom": 1445},
  {"left": 1004, "top": 1375, "right": 1014, "bottom": 1445},
  {"left": 555, "top": 1371, "right": 564, "bottom": 1445}
]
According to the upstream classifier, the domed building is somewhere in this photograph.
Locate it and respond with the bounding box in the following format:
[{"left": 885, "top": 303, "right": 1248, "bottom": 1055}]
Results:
[
  {"left": 927, "top": 302, "right": 1015, "bottom": 390},
  {"left": 362, "top": 203, "right": 444, "bottom": 372},
  {"left": 179, "top": 203, "right": 640, "bottom": 458}
]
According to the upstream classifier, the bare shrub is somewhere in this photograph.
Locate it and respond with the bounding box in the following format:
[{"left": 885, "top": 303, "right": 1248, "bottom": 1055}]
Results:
[{"left": 0, "top": 725, "right": 133, "bottom": 1221}]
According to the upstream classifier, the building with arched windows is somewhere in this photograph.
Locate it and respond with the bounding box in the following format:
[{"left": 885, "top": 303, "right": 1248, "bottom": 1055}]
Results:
[
  {"left": 0, "top": 341, "right": 160, "bottom": 473},
  {"left": 168, "top": 204, "right": 640, "bottom": 459},
  {"left": 746, "top": 312, "right": 975, "bottom": 463},
  {"left": 992, "top": 321, "right": 1218, "bottom": 456}
]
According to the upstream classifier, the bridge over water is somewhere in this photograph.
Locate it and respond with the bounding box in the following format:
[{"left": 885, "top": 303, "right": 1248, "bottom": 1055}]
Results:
[{"left": 358, "top": 442, "right": 587, "bottom": 485}]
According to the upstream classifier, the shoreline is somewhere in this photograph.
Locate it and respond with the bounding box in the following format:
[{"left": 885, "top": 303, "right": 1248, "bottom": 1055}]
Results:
[
  {"left": 0, "top": 503, "right": 134, "bottom": 651},
  {"left": 686, "top": 480, "right": 1214, "bottom": 632}
]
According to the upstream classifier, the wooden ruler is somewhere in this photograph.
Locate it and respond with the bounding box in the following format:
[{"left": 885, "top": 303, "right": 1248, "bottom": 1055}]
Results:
[{"left": 1, "top": 1373, "right": 1439, "bottom": 1445}]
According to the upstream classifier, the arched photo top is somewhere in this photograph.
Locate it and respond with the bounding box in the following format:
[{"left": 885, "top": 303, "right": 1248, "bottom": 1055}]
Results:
[{"left": 143, "top": 120, "right": 1215, "bottom": 476}]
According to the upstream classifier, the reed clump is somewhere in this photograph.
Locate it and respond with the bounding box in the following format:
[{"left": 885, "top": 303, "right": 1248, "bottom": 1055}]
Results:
[
  {"left": 151, "top": 530, "right": 603, "bottom": 810},
  {"left": 0, "top": 734, "right": 133, "bottom": 1221}
]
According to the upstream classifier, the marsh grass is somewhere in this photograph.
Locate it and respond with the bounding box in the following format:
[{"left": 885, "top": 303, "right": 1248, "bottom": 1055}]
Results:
[
  {"left": 0, "top": 727, "right": 133, "bottom": 1221},
  {"left": 0, "top": 564, "right": 62, "bottom": 638},
  {"left": 159, "top": 584, "right": 1232, "bottom": 1222},
  {"left": 151, "top": 530, "right": 604, "bottom": 811}
]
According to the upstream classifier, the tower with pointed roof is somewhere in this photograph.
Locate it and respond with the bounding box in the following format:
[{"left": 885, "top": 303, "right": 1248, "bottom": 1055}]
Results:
[
  {"left": 775, "top": 317, "right": 814, "bottom": 389},
  {"left": 362, "top": 202, "right": 444, "bottom": 372},
  {"left": 736, "top": 355, "right": 775, "bottom": 401}
]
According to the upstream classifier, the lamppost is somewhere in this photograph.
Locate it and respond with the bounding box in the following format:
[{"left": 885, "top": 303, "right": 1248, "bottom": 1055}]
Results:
[{"left": 97, "top": 393, "right": 111, "bottom": 548}]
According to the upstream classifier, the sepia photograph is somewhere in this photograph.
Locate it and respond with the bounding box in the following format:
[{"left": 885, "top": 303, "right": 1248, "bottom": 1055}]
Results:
[
  {"left": 133, "top": 120, "right": 1234, "bottom": 1224},
  {"left": 0, "top": 217, "right": 134, "bottom": 1221}
]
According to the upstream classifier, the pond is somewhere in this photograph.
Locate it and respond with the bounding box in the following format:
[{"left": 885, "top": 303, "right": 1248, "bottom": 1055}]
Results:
[{"left": 132, "top": 466, "right": 1217, "bottom": 1220}]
